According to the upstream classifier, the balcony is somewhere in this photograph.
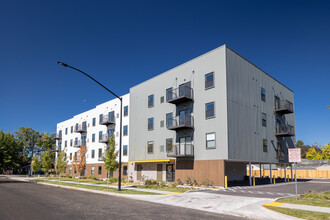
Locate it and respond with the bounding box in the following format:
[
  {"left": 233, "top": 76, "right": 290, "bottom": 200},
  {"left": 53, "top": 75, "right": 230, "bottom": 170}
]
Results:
[
  {"left": 73, "top": 140, "right": 86, "bottom": 148},
  {"left": 99, "top": 115, "right": 115, "bottom": 126},
  {"left": 167, "top": 86, "right": 193, "bottom": 104},
  {"left": 275, "top": 100, "right": 294, "bottom": 115},
  {"left": 99, "top": 134, "right": 109, "bottom": 143},
  {"left": 275, "top": 124, "right": 295, "bottom": 137},
  {"left": 167, "top": 144, "right": 194, "bottom": 157},
  {"left": 167, "top": 115, "right": 194, "bottom": 130},
  {"left": 98, "top": 153, "right": 104, "bottom": 161},
  {"left": 55, "top": 133, "right": 62, "bottom": 140},
  {"left": 74, "top": 124, "right": 87, "bottom": 133}
]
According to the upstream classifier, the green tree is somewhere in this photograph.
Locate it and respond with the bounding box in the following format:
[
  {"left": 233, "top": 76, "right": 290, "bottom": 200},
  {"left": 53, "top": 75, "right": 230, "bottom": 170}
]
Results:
[
  {"left": 37, "top": 132, "right": 55, "bottom": 151},
  {"left": 55, "top": 151, "right": 68, "bottom": 182},
  {"left": 102, "top": 134, "right": 118, "bottom": 189},
  {"left": 31, "top": 156, "right": 41, "bottom": 176},
  {"left": 15, "top": 127, "right": 41, "bottom": 175},
  {"left": 296, "top": 140, "right": 312, "bottom": 158},
  {"left": 0, "top": 131, "right": 22, "bottom": 173},
  {"left": 40, "top": 150, "right": 53, "bottom": 175}
]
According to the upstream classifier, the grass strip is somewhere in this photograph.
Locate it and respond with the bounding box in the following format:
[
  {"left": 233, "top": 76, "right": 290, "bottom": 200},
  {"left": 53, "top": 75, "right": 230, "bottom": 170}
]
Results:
[
  {"left": 266, "top": 206, "right": 330, "bottom": 220},
  {"left": 279, "top": 197, "right": 330, "bottom": 208},
  {"left": 30, "top": 179, "right": 160, "bottom": 195}
]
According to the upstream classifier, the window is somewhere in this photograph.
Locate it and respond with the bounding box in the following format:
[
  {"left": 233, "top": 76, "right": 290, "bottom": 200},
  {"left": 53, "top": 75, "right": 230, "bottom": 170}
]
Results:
[
  {"left": 108, "top": 128, "right": 115, "bottom": 138},
  {"left": 205, "top": 102, "right": 215, "bottom": 119},
  {"left": 71, "top": 126, "right": 73, "bottom": 133},
  {"left": 160, "top": 120, "right": 164, "bottom": 128},
  {"left": 124, "top": 106, "right": 128, "bottom": 116},
  {"left": 148, "top": 118, "right": 154, "bottom": 131},
  {"left": 98, "top": 148, "right": 102, "bottom": 158},
  {"left": 98, "top": 166, "right": 102, "bottom": 175},
  {"left": 205, "top": 72, "right": 214, "bottom": 89},
  {"left": 123, "top": 145, "right": 128, "bottom": 156},
  {"left": 74, "top": 169, "right": 77, "bottom": 174},
  {"left": 263, "top": 139, "right": 268, "bottom": 152},
  {"left": 65, "top": 141, "right": 67, "bottom": 147},
  {"left": 99, "top": 131, "right": 102, "bottom": 140},
  {"left": 91, "top": 166, "right": 94, "bottom": 175},
  {"left": 261, "top": 87, "right": 266, "bottom": 102},
  {"left": 148, "top": 141, "right": 154, "bottom": 154},
  {"left": 123, "top": 125, "right": 128, "bottom": 136},
  {"left": 70, "top": 153, "right": 72, "bottom": 160},
  {"left": 262, "top": 113, "right": 267, "bottom": 127},
  {"left": 91, "top": 150, "right": 95, "bottom": 159},
  {"left": 69, "top": 167, "right": 72, "bottom": 174},
  {"left": 123, "top": 166, "right": 128, "bottom": 176},
  {"left": 206, "top": 132, "right": 216, "bottom": 149},
  {"left": 92, "top": 134, "right": 95, "bottom": 142},
  {"left": 74, "top": 152, "right": 77, "bottom": 158},
  {"left": 92, "top": 118, "right": 96, "bottom": 126},
  {"left": 81, "top": 135, "right": 86, "bottom": 146},
  {"left": 99, "top": 114, "right": 103, "bottom": 124},
  {"left": 109, "top": 111, "right": 115, "bottom": 122},
  {"left": 166, "top": 88, "right": 173, "bottom": 102},
  {"left": 166, "top": 138, "right": 173, "bottom": 153},
  {"left": 148, "top": 95, "right": 154, "bottom": 108},
  {"left": 64, "top": 168, "right": 66, "bottom": 174},
  {"left": 58, "top": 130, "right": 62, "bottom": 138},
  {"left": 82, "top": 121, "right": 87, "bottom": 130},
  {"left": 160, "top": 96, "right": 164, "bottom": 103},
  {"left": 70, "top": 139, "right": 72, "bottom": 146},
  {"left": 65, "top": 128, "right": 68, "bottom": 135},
  {"left": 166, "top": 113, "right": 173, "bottom": 127}
]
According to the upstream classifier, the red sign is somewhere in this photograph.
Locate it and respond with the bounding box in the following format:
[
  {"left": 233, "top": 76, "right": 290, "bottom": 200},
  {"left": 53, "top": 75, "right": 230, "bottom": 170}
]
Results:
[{"left": 289, "top": 148, "right": 301, "bottom": 163}]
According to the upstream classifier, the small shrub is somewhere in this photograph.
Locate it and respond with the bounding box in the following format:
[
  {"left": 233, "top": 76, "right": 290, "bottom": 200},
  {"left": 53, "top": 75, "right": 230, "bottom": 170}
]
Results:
[
  {"left": 192, "top": 177, "right": 198, "bottom": 186},
  {"left": 202, "top": 179, "right": 214, "bottom": 186},
  {"left": 177, "top": 178, "right": 183, "bottom": 185},
  {"left": 144, "top": 179, "right": 157, "bottom": 186},
  {"left": 170, "top": 182, "right": 178, "bottom": 188},
  {"left": 66, "top": 174, "right": 72, "bottom": 178},
  {"left": 185, "top": 176, "right": 192, "bottom": 185},
  {"left": 109, "top": 177, "right": 118, "bottom": 183},
  {"left": 121, "top": 179, "right": 127, "bottom": 183},
  {"left": 128, "top": 179, "right": 134, "bottom": 183},
  {"left": 80, "top": 176, "right": 87, "bottom": 179},
  {"left": 159, "top": 181, "right": 166, "bottom": 187},
  {"left": 90, "top": 176, "right": 97, "bottom": 180}
]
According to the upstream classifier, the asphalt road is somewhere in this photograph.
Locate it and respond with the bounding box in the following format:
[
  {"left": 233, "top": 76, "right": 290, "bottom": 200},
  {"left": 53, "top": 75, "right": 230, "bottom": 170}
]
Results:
[
  {"left": 207, "top": 179, "right": 330, "bottom": 199},
  {"left": 0, "top": 176, "right": 242, "bottom": 220}
]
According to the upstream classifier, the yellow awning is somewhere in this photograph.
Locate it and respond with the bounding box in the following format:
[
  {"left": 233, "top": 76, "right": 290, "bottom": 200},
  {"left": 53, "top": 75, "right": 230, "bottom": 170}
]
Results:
[{"left": 128, "top": 159, "right": 175, "bottom": 163}]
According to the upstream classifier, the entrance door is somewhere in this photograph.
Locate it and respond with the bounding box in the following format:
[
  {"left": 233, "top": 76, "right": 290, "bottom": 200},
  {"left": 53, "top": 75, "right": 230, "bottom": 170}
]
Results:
[
  {"left": 166, "top": 164, "right": 175, "bottom": 182},
  {"left": 179, "top": 137, "right": 186, "bottom": 155},
  {"left": 179, "top": 110, "right": 186, "bottom": 126},
  {"left": 137, "top": 165, "right": 142, "bottom": 181},
  {"left": 157, "top": 164, "right": 162, "bottom": 181}
]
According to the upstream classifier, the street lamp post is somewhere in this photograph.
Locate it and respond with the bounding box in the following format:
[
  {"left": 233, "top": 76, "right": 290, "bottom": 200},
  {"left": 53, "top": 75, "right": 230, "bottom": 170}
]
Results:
[{"left": 57, "top": 61, "right": 123, "bottom": 191}]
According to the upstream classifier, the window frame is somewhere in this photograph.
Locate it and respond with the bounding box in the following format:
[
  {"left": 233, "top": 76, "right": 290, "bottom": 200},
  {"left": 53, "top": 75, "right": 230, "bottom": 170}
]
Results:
[
  {"left": 205, "top": 72, "right": 214, "bottom": 89},
  {"left": 92, "top": 118, "right": 96, "bottom": 126},
  {"left": 205, "top": 101, "right": 215, "bottom": 119},
  {"left": 124, "top": 106, "right": 128, "bottom": 116},
  {"left": 123, "top": 125, "right": 128, "bottom": 136},
  {"left": 262, "top": 113, "right": 267, "bottom": 127},
  {"left": 261, "top": 87, "right": 266, "bottom": 102},
  {"left": 147, "top": 141, "right": 154, "bottom": 154},
  {"left": 148, "top": 117, "right": 154, "bottom": 131},
  {"left": 166, "top": 138, "right": 173, "bottom": 153},
  {"left": 123, "top": 145, "right": 128, "bottom": 156},
  {"left": 98, "top": 166, "right": 102, "bottom": 175},
  {"left": 206, "top": 132, "right": 216, "bottom": 149},
  {"left": 91, "top": 149, "right": 95, "bottom": 159},
  {"left": 263, "top": 139, "right": 268, "bottom": 153},
  {"left": 91, "top": 166, "right": 94, "bottom": 175},
  {"left": 92, "top": 133, "right": 95, "bottom": 143},
  {"left": 148, "top": 94, "right": 154, "bottom": 108}
]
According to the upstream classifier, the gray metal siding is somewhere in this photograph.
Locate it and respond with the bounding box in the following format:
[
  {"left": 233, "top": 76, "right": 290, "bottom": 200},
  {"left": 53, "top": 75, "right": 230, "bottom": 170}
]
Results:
[{"left": 226, "top": 47, "right": 295, "bottom": 163}]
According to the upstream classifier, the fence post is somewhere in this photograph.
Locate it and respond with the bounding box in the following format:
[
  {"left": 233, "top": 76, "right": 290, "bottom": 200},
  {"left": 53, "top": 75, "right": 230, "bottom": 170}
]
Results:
[
  {"left": 225, "top": 176, "right": 227, "bottom": 188},
  {"left": 273, "top": 175, "right": 275, "bottom": 184}
]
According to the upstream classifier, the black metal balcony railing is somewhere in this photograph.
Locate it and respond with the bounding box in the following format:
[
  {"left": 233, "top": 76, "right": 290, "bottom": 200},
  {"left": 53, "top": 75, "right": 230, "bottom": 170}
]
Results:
[
  {"left": 99, "top": 114, "right": 115, "bottom": 125},
  {"left": 167, "top": 115, "right": 194, "bottom": 130},
  {"left": 275, "top": 124, "right": 295, "bottom": 137},
  {"left": 98, "top": 153, "right": 104, "bottom": 161},
  {"left": 167, "top": 86, "right": 193, "bottom": 104},
  {"left": 275, "top": 100, "right": 294, "bottom": 115},
  {"left": 99, "top": 134, "right": 109, "bottom": 143},
  {"left": 74, "top": 124, "right": 87, "bottom": 133},
  {"left": 55, "top": 133, "right": 62, "bottom": 139},
  {"left": 167, "top": 144, "right": 194, "bottom": 157}
]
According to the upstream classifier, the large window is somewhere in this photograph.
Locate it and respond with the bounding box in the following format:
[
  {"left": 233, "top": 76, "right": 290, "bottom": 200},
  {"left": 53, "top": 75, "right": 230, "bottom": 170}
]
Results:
[
  {"left": 92, "top": 133, "right": 95, "bottom": 142},
  {"left": 70, "top": 139, "right": 72, "bottom": 146},
  {"left": 99, "top": 114, "right": 103, "bottom": 124},
  {"left": 124, "top": 106, "right": 128, "bottom": 116},
  {"left": 123, "top": 125, "right": 128, "bottom": 136},
  {"left": 65, "top": 128, "right": 68, "bottom": 135},
  {"left": 263, "top": 139, "right": 268, "bottom": 152},
  {"left": 92, "top": 118, "right": 96, "bottom": 126},
  {"left": 65, "top": 141, "right": 67, "bottom": 147},
  {"left": 71, "top": 126, "right": 73, "bottom": 133},
  {"left": 261, "top": 87, "right": 266, "bottom": 102},
  {"left": 148, "top": 95, "right": 154, "bottom": 108},
  {"left": 205, "top": 102, "right": 215, "bottom": 119},
  {"left": 70, "top": 153, "right": 72, "bottom": 160},
  {"left": 166, "top": 138, "right": 173, "bottom": 153},
  {"left": 123, "top": 166, "right": 128, "bottom": 176},
  {"left": 91, "top": 150, "right": 95, "bottom": 159},
  {"left": 166, "top": 113, "right": 173, "bottom": 127},
  {"left": 98, "top": 166, "right": 102, "bottom": 175},
  {"left": 91, "top": 166, "right": 94, "bottom": 175},
  {"left": 206, "top": 132, "right": 216, "bottom": 149},
  {"left": 99, "top": 131, "right": 102, "bottom": 140},
  {"left": 98, "top": 148, "right": 102, "bottom": 158},
  {"left": 166, "top": 88, "right": 173, "bottom": 102},
  {"left": 123, "top": 145, "right": 128, "bottom": 156},
  {"left": 69, "top": 167, "right": 72, "bottom": 174},
  {"left": 148, "top": 141, "right": 154, "bottom": 154},
  {"left": 262, "top": 113, "right": 267, "bottom": 127},
  {"left": 148, "top": 118, "right": 154, "bottom": 131},
  {"left": 205, "top": 72, "right": 214, "bottom": 89}
]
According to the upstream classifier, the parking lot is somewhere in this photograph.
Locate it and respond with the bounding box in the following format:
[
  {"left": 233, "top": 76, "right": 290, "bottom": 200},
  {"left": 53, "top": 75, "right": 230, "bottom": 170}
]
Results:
[{"left": 207, "top": 179, "right": 330, "bottom": 199}]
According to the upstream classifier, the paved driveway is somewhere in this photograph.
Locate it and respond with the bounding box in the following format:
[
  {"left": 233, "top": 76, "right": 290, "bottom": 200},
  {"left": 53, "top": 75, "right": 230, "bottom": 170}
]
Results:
[{"left": 207, "top": 179, "right": 330, "bottom": 199}]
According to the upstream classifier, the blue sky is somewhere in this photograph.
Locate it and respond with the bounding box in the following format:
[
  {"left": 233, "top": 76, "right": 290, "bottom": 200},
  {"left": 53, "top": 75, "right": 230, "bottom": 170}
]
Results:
[{"left": 0, "top": 0, "right": 329, "bottom": 146}]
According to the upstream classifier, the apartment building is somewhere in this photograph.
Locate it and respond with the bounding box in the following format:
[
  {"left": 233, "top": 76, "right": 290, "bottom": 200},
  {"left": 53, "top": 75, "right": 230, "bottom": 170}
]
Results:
[
  {"left": 128, "top": 45, "right": 295, "bottom": 186},
  {"left": 55, "top": 94, "right": 130, "bottom": 178}
]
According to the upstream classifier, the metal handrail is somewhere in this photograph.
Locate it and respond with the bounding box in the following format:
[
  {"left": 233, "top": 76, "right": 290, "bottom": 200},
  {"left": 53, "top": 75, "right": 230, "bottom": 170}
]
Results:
[
  {"left": 276, "top": 124, "right": 295, "bottom": 135},
  {"left": 167, "top": 114, "right": 194, "bottom": 128},
  {"left": 167, "top": 85, "right": 193, "bottom": 102},
  {"left": 167, "top": 143, "right": 194, "bottom": 157},
  {"left": 99, "top": 114, "right": 115, "bottom": 124},
  {"left": 275, "top": 100, "right": 294, "bottom": 112}
]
